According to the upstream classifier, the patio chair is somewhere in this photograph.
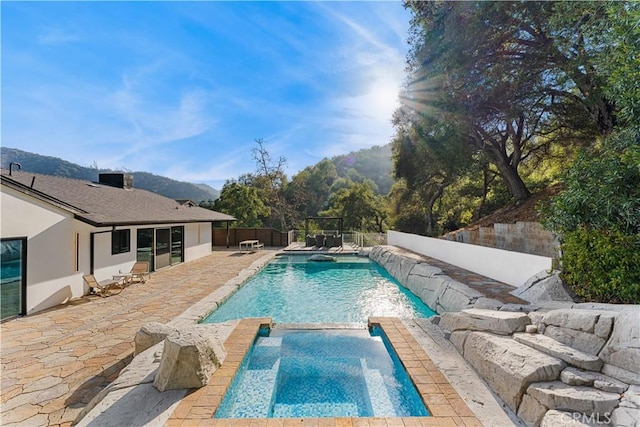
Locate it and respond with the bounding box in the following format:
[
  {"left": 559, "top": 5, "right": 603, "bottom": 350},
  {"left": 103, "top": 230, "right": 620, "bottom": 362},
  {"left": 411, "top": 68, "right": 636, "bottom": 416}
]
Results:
[
  {"left": 83, "top": 274, "right": 124, "bottom": 297},
  {"left": 325, "top": 235, "right": 335, "bottom": 247},
  {"left": 129, "top": 261, "right": 150, "bottom": 283}
]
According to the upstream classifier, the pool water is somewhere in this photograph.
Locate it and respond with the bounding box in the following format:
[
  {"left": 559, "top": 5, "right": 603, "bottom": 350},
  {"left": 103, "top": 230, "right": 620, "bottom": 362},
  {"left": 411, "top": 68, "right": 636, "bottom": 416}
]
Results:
[
  {"left": 201, "top": 256, "right": 435, "bottom": 324},
  {"left": 215, "top": 327, "right": 429, "bottom": 418}
]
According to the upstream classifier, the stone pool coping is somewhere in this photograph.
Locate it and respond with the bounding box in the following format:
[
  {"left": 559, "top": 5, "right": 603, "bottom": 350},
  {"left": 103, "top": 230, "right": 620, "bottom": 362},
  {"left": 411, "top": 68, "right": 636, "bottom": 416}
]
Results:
[
  {"left": 166, "top": 317, "right": 482, "bottom": 426},
  {"left": 75, "top": 249, "right": 517, "bottom": 426},
  {"left": 167, "top": 252, "right": 279, "bottom": 329}
]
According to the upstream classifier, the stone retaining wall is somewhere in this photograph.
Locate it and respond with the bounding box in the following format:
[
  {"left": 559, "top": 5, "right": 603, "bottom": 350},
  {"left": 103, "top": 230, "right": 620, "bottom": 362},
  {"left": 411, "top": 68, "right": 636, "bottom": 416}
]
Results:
[
  {"left": 442, "top": 221, "right": 559, "bottom": 258},
  {"left": 370, "top": 245, "right": 639, "bottom": 426},
  {"left": 440, "top": 308, "right": 639, "bottom": 426},
  {"left": 369, "top": 245, "right": 484, "bottom": 313}
]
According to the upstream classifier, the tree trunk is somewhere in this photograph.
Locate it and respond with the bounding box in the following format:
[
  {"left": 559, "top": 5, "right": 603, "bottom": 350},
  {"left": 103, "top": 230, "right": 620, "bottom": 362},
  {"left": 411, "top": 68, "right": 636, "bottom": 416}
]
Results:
[
  {"left": 494, "top": 159, "right": 531, "bottom": 202},
  {"left": 424, "top": 184, "right": 445, "bottom": 236}
]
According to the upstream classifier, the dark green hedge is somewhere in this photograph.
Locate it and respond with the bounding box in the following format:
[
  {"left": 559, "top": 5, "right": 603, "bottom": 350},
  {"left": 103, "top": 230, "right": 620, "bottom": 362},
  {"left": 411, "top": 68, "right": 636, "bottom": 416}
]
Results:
[
  {"left": 541, "top": 130, "right": 640, "bottom": 304},
  {"left": 561, "top": 228, "right": 640, "bottom": 304}
]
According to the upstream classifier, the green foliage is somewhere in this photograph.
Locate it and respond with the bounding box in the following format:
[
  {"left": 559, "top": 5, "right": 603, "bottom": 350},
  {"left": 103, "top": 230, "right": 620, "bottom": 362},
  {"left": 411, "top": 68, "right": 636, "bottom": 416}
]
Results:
[
  {"left": 561, "top": 228, "right": 640, "bottom": 304},
  {"left": 287, "top": 159, "right": 339, "bottom": 220},
  {"left": 541, "top": 131, "right": 640, "bottom": 303},
  {"left": 331, "top": 144, "right": 394, "bottom": 195},
  {"left": 551, "top": 2, "right": 640, "bottom": 130},
  {"left": 320, "top": 181, "right": 388, "bottom": 232},
  {"left": 213, "top": 181, "right": 269, "bottom": 227},
  {"left": 540, "top": 132, "right": 640, "bottom": 235}
]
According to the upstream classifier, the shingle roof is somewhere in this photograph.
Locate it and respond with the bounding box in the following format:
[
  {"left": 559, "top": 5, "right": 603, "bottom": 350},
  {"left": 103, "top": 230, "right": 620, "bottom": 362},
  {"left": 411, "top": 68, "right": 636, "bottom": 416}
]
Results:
[{"left": 1, "top": 169, "right": 235, "bottom": 227}]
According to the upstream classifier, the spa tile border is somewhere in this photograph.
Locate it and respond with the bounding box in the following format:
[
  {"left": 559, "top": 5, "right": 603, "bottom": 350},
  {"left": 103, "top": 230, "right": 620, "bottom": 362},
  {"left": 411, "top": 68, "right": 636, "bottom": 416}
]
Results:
[{"left": 166, "top": 317, "right": 481, "bottom": 427}]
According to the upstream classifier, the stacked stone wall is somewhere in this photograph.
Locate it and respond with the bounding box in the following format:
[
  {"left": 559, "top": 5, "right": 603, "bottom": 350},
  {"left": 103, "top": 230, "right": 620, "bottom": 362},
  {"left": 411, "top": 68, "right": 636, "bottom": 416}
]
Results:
[{"left": 442, "top": 221, "right": 559, "bottom": 258}]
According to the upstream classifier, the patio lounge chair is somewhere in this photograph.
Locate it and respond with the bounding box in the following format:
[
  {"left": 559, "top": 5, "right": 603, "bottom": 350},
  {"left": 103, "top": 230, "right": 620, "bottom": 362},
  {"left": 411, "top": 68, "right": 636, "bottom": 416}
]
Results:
[
  {"left": 83, "top": 274, "right": 124, "bottom": 297},
  {"left": 129, "top": 261, "right": 150, "bottom": 283}
]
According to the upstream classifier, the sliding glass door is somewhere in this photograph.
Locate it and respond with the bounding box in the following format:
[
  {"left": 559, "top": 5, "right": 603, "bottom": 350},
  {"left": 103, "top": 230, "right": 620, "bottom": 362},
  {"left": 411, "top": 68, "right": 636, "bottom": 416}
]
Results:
[
  {"left": 155, "top": 228, "right": 171, "bottom": 270},
  {"left": 171, "top": 226, "right": 184, "bottom": 265},
  {"left": 137, "top": 227, "right": 184, "bottom": 272},
  {"left": 1, "top": 238, "right": 26, "bottom": 321},
  {"left": 136, "top": 229, "right": 154, "bottom": 271}
]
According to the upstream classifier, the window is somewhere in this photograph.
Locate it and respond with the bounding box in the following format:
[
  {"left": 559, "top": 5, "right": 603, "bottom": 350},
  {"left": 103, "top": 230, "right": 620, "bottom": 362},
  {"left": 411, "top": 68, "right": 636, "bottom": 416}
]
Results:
[
  {"left": 1, "top": 237, "right": 27, "bottom": 320},
  {"left": 112, "top": 229, "right": 130, "bottom": 255}
]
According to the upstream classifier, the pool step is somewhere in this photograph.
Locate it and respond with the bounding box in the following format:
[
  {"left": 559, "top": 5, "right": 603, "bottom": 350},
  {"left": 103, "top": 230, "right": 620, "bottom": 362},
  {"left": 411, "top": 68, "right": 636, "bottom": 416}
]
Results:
[
  {"left": 228, "top": 360, "right": 280, "bottom": 418},
  {"left": 361, "top": 359, "right": 397, "bottom": 417},
  {"left": 272, "top": 402, "right": 360, "bottom": 418}
]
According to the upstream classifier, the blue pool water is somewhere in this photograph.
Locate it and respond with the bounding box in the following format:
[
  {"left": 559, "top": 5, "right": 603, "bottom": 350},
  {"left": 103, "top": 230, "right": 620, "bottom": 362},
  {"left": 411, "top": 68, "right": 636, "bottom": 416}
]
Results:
[
  {"left": 215, "top": 327, "right": 429, "bottom": 418},
  {"left": 201, "top": 255, "right": 435, "bottom": 324}
]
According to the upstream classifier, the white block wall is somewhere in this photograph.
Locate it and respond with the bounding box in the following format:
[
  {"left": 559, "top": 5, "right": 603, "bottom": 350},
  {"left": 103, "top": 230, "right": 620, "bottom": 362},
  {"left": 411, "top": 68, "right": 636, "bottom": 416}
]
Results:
[{"left": 387, "top": 230, "right": 553, "bottom": 287}]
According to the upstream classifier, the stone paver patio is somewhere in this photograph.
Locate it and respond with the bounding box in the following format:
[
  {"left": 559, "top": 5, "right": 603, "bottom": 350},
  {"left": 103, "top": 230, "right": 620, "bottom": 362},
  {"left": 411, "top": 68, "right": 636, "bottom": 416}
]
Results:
[{"left": 1, "top": 248, "right": 278, "bottom": 427}]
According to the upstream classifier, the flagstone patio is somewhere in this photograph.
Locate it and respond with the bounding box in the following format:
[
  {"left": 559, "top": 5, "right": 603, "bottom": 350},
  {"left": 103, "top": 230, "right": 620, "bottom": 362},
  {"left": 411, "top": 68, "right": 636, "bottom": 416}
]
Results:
[{"left": 1, "top": 248, "right": 278, "bottom": 427}]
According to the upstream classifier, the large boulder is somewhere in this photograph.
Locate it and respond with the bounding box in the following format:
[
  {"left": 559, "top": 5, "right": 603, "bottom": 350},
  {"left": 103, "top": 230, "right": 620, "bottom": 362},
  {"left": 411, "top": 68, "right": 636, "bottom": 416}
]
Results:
[
  {"left": 134, "top": 322, "right": 177, "bottom": 356},
  {"left": 525, "top": 382, "right": 620, "bottom": 417},
  {"left": 461, "top": 332, "right": 565, "bottom": 412},
  {"left": 435, "top": 281, "right": 483, "bottom": 313},
  {"left": 598, "top": 309, "right": 640, "bottom": 384},
  {"left": 560, "top": 367, "right": 628, "bottom": 393},
  {"left": 440, "top": 308, "right": 531, "bottom": 336},
  {"left": 512, "top": 270, "right": 575, "bottom": 303},
  {"left": 153, "top": 329, "right": 226, "bottom": 392},
  {"left": 540, "top": 410, "right": 610, "bottom": 427},
  {"left": 541, "top": 309, "right": 617, "bottom": 355},
  {"left": 513, "top": 333, "right": 602, "bottom": 372},
  {"left": 543, "top": 309, "right": 616, "bottom": 335}
]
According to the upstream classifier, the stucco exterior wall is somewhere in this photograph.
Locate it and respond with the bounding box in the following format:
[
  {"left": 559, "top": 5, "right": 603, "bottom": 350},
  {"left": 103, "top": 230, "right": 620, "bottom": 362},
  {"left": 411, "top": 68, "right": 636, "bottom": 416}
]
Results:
[
  {"left": 184, "top": 223, "right": 212, "bottom": 262},
  {"left": 2, "top": 185, "right": 215, "bottom": 316},
  {"left": 92, "top": 222, "right": 214, "bottom": 276},
  {"left": 1, "top": 187, "right": 89, "bottom": 313}
]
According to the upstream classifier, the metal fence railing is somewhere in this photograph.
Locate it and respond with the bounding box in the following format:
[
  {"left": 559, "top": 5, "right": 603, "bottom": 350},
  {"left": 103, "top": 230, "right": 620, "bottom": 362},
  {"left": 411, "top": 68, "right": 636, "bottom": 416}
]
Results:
[{"left": 288, "top": 230, "right": 387, "bottom": 248}]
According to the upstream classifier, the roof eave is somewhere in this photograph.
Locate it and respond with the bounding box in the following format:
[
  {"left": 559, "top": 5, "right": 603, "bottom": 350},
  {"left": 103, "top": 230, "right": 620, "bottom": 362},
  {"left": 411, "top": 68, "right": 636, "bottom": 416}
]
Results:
[{"left": 74, "top": 216, "right": 237, "bottom": 228}]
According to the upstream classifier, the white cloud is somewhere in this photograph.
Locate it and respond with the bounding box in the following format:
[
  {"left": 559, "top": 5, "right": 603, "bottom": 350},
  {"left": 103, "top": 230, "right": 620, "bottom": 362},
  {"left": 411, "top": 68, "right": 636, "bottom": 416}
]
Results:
[{"left": 37, "top": 26, "right": 81, "bottom": 45}]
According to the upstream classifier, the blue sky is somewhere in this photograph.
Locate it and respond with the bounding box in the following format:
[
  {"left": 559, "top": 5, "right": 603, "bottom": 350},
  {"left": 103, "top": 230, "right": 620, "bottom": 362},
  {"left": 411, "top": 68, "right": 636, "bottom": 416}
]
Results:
[{"left": 2, "top": 1, "right": 411, "bottom": 190}]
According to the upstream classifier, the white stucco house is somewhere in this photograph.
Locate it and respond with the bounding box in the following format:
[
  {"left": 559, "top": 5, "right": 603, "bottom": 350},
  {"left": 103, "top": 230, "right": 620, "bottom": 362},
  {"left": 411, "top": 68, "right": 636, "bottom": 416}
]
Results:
[{"left": 0, "top": 168, "right": 235, "bottom": 320}]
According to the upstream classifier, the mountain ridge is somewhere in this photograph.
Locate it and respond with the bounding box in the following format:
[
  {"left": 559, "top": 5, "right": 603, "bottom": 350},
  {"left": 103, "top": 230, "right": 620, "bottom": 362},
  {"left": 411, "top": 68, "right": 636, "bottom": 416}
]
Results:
[{"left": 1, "top": 147, "right": 220, "bottom": 202}]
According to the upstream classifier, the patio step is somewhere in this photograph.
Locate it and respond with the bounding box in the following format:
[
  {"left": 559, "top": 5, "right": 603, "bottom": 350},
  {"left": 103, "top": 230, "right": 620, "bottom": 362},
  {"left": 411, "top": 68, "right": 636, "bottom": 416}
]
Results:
[
  {"left": 361, "top": 359, "right": 396, "bottom": 417},
  {"left": 272, "top": 402, "right": 360, "bottom": 418},
  {"left": 228, "top": 360, "right": 279, "bottom": 418}
]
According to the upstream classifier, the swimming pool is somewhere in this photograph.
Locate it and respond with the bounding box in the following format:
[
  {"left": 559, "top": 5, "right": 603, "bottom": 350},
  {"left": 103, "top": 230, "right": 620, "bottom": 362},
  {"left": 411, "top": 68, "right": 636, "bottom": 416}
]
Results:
[
  {"left": 215, "top": 326, "right": 429, "bottom": 418},
  {"left": 201, "top": 255, "right": 435, "bottom": 324}
]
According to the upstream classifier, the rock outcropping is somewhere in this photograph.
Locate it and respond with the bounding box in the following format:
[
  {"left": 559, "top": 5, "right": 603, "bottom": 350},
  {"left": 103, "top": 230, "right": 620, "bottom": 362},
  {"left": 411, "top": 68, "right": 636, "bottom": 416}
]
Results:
[
  {"left": 370, "top": 246, "right": 483, "bottom": 312},
  {"left": 438, "top": 307, "right": 639, "bottom": 427}
]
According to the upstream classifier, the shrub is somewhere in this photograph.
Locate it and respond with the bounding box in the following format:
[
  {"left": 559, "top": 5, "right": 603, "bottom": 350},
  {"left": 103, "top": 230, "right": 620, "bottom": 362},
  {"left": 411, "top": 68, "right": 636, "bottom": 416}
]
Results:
[
  {"left": 561, "top": 227, "right": 640, "bottom": 304},
  {"left": 540, "top": 130, "right": 640, "bottom": 303}
]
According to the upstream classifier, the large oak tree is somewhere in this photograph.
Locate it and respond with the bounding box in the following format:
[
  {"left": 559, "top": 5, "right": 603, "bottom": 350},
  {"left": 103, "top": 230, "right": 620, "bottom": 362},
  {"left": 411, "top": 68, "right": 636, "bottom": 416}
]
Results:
[{"left": 397, "top": 1, "right": 627, "bottom": 202}]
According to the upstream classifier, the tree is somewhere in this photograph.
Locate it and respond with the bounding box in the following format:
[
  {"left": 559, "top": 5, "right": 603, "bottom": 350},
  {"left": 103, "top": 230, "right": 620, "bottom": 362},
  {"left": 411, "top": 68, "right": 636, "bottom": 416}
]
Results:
[
  {"left": 251, "top": 138, "right": 290, "bottom": 231},
  {"left": 212, "top": 181, "right": 269, "bottom": 227},
  {"left": 321, "top": 181, "right": 388, "bottom": 232},
  {"left": 400, "top": 1, "right": 631, "bottom": 201},
  {"left": 288, "top": 159, "right": 338, "bottom": 221},
  {"left": 392, "top": 114, "right": 475, "bottom": 235}
]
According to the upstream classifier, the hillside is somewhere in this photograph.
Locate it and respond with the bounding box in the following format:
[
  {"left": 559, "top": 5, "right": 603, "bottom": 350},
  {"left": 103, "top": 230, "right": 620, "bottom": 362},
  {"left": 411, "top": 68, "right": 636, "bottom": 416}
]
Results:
[
  {"left": 468, "top": 185, "right": 562, "bottom": 228},
  {"left": 330, "top": 143, "right": 393, "bottom": 194},
  {"left": 1, "top": 147, "right": 219, "bottom": 202}
]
